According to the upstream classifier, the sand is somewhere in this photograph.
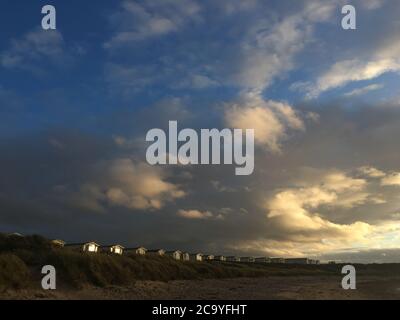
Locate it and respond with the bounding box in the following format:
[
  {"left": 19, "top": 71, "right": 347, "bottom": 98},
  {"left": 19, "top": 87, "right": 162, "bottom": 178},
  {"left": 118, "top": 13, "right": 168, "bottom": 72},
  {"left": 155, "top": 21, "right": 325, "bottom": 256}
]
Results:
[{"left": 2, "top": 275, "right": 400, "bottom": 300}]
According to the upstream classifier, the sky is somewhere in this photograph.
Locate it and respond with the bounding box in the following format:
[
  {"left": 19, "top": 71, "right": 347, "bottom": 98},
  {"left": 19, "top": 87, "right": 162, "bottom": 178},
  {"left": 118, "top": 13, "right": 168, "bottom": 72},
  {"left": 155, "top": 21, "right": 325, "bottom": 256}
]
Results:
[{"left": 1, "top": 0, "right": 400, "bottom": 263}]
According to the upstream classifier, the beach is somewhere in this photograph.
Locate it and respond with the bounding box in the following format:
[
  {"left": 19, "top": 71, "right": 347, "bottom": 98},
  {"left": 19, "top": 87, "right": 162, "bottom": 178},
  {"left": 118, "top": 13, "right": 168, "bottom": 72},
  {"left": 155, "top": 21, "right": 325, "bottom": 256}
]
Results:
[{"left": 2, "top": 275, "right": 400, "bottom": 300}]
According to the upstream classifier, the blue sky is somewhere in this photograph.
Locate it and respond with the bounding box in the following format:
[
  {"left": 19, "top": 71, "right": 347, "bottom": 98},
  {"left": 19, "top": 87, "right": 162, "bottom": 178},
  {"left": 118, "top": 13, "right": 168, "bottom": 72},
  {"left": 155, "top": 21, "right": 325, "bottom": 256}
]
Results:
[
  {"left": 1, "top": 0, "right": 400, "bottom": 262},
  {"left": 1, "top": 0, "right": 398, "bottom": 135}
]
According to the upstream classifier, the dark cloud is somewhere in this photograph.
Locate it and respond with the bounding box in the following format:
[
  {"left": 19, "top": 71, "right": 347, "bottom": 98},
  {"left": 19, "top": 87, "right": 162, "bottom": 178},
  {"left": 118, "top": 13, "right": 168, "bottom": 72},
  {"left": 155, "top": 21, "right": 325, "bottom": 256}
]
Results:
[{"left": 0, "top": 96, "right": 400, "bottom": 261}]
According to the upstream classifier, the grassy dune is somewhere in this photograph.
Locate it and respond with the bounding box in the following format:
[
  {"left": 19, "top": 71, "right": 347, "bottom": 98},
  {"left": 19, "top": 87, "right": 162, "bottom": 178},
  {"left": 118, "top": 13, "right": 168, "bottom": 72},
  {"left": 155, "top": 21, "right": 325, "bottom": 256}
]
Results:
[
  {"left": 0, "top": 234, "right": 334, "bottom": 290},
  {"left": 1, "top": 234, "right": 400, "bottom": 292}
]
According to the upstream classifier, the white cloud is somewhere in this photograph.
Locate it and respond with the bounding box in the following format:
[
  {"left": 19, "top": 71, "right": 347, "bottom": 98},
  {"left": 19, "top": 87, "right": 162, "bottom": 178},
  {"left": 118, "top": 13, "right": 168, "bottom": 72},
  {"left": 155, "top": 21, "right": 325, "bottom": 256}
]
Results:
[
  {"left": 267, "top": 172, "right": 370, "bottom": 239},
  {"left": 267, "top": 173, "right": 368, "bottom": 229},
  {"left": 356, "top": 168, "right": 400, "bottom": 187},
  {"left": 177, "top": 208, "right": 227, "bottom": 220},
  {"left": 322, "top": 172, "right": 366, "bottom": 192},
  {"left": 230, "top": 221, "right": 400, "bottom": 258},
  {"left": 304, "top": 40, "right": 400, "bottom": 97},
  {"left": 259, "top": 169, "right": 400, "bottom": 256},
  {"left": 381, "top": 172, "right": 400, "bottom": 186},
  {"left": 0, "top": 28, "right": 69, "bottom": 72},
  {"left": 308, "top": 59, "right": 399, "bottom": 97},
  {"left": 105, "top": 0, "right": 201, "bottom": 48},
  {"left": 231, "top": 1, "right": 338, "bottom": 91},
  {"left": 77, "top": 159, "right": 185, "bottom": 211},
  {"left": 360, "top": 0, "right": 385, "bottom": 10},
  {"left": 105, "top": 0, "right": 338, "bottom": 93},
  {"left": 177, "top": 209, "right": 213, "bottom": 219},
  {"left": 224, "top": 93, "right": 306, "bottom": 153},
  {"left": 358, "top": 166, "right": 386, "bottom": 178},
  {"left": 231, "top": 17, "right": 308, "bottom": 90},
  {"left": 344, "top": 84, "right": 384, "bottom": 97},
  {"left": 228, "top": 20, "right": 305, "bottom": 89}
]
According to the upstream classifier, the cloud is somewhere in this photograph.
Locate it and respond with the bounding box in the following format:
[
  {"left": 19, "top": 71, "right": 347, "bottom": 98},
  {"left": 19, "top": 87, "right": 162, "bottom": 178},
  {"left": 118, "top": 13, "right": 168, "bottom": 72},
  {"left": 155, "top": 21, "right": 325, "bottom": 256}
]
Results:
[
  {"left": 230, "top": 220, "right": 400, "bottom": 258},
  {"left": 174, "top": 74, "right": 219, "bottom": 89},
  {"left": 213, "top": 0, "right": 258, "bottom": 15},
  {"left": 358, "top": 166, "right": 386, "bottom": 178},
  {"left": 177, "top": 208, "right": 228, "bottom": 220},
  {"left": 3, "top": 0, "right": 400, "bottom": 262},
  {"left": 104, "top": 0, "right": 338, "bottom": 93},
  {"left": 381, "top": 172, "right": 400, "bottom": 186},
  {"left": 357, "top": 167, "right": 400, "bottom": 187},
  {"left": 344, "top": 84, "right": 384, "bottom": 97},
  {"left": 263, "top": 170, "right": 391, "bottom": 255},
  {"left": 303, "top": 37, "right": 400, "bottom": 97},
  {"left": 361, "top": 0, "right": 385, "bottom": 10},
  {"left": 224, "top": 93, "right": 306, "bottom": 153},
  {"left": 308, "top": 59, "right": 399, "bottom": 97},
  {"left": 76, "top": 159, "right": 185, "bottom": 211},
  {"left": 267, "top": 171, "right": 368, "bottom": 219},
  {"left": 321, "top": 172, "right": 366, "bottom": 192},
  {"left": 231, "top": 0, "right": 340, "bottom": 91},
  {"left": 0, "top": 28, "right": 72, "bottom": 73},
  {"left": 177, "top": 209, "right": 213, "bottom": 219},
  {"left": 243, "top": 165, "right": 400, "bottom": 258},
  {"left": 105, "top": 0, "right": 201, "bottom": 48},
  {"left": 210, "top": 180, "right": 237, "bottom": 193},
  {"left": 2, "top": 95, "right": 400, "bottom": 260},
  {"left": 230, "top": 17, "right": 307, "bottom": 90}
]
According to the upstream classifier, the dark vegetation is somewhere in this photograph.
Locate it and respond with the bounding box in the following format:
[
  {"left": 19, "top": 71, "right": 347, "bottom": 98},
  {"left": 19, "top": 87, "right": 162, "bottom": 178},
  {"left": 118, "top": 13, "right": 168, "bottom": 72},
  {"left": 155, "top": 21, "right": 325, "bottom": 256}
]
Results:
[{"left": 0, "top": 233, "right": 399, "bottom": 290}]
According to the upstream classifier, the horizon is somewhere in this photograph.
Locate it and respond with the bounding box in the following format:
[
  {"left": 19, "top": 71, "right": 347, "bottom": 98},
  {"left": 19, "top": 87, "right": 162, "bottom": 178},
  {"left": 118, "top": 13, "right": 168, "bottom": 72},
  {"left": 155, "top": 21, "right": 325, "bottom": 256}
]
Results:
[{"left": 3, "top": 231, "right": 400, "bottom": 265}]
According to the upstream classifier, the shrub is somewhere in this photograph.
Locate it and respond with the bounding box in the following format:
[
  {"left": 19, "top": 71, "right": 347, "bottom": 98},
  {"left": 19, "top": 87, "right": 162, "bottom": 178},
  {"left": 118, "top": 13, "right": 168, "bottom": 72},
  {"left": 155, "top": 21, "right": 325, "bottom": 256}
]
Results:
[{"left": 0, "top": 254, "right": 31, "bottom": 290}]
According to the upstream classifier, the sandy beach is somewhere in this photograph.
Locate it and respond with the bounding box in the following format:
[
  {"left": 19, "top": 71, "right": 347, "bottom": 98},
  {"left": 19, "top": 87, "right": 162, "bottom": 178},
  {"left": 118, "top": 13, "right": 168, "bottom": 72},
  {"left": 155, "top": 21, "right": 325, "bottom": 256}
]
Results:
[{"left": 2, "top": 275, "right": 400, "bottom": 300}]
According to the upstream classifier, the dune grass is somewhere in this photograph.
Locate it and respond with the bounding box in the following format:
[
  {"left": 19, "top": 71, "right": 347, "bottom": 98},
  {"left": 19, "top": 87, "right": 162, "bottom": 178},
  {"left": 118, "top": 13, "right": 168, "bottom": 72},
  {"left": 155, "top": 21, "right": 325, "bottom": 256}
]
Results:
[
  {"left": 0, "top": 253, "right": 31, "bottom": 290},
  {"left": 0, "top": 233, "right": 330, "bottom": 289},
  {"left": 4, "top": 233, "right": 398, "bottom": 291}
]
